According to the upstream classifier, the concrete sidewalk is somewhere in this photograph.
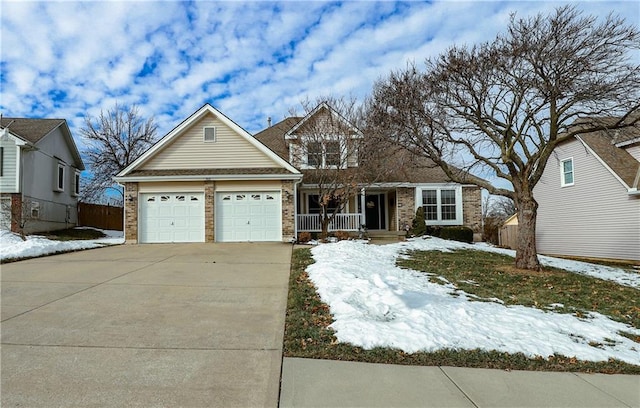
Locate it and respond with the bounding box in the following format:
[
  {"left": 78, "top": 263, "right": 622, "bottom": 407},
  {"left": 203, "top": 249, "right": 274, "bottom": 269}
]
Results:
[{"left": 280, "top": 357, "right": 640, "bottom": 407}]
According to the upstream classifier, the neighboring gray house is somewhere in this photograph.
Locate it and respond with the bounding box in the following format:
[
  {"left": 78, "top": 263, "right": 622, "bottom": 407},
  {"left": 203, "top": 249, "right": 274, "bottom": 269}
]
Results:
[
  {"left": 533, "top": 123, "right": 640, "bottom": 262},
  {"left": 0, "top": 117, "right": 85, "bottom": 233}
]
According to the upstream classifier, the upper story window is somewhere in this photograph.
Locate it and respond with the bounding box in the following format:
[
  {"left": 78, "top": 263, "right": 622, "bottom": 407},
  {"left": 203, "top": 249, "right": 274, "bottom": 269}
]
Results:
[
  {"left": 203, "top": 127, "right": 216, "bottom": 142},
  {"left": 561, "top": 158, "right": 574, "bottom": 187},
  {"left": 417, "top": 186, "right": 463, "bottom": 225},
  {"left": 54, "top": 162, "right": 65, "bottom": 192},
  {"left": 304, "top": 139, "right": 343, "bottom": 168},
  {"left": 0, "top": 147, "right": 4, "bottom": 177}
]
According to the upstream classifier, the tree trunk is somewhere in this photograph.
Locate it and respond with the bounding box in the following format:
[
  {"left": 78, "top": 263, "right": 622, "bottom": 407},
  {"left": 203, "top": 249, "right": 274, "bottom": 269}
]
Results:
[{"left": 515, "top": 197, "right": 541, "bottom": 271}]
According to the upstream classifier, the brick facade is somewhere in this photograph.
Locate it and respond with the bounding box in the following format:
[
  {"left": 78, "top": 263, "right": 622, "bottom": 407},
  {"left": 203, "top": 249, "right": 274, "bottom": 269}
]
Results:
[
  {"left": 281, "top": 180, "right": 295, "bottom": 242},
  {"left": 124, "top": 182, "right": 138, "bottom": 243},
  {"left": 462, "top": 185, "right": 483, "bottom": 234},
  {"left": 395, "top": 187, "right": 415, "bottom": 232},
  {"left": 204, "top": 181, "right": 215, "bottom": 242}
]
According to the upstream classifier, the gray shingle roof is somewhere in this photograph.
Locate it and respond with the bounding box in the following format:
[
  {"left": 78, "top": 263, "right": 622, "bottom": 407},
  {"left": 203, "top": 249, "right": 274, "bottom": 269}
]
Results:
[
  {"left": 0, "top": 117, "right": 65, "bottom": 144},
  {"left": 127, "top": 167, "right": 294, "bottom": 177}
]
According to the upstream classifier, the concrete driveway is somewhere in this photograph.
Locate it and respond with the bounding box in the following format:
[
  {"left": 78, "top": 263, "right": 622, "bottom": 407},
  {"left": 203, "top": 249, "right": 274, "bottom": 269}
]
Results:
[{"left": 1, "top": 243, "right": 292, "bottom": 407}]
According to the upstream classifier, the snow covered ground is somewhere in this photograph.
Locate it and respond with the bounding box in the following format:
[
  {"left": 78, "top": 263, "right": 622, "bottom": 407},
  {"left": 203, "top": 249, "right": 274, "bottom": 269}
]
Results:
[
  {"left": 0, "top": 228, "right": 124, "bottom": 262},
  {"left": 307, "top": 237, "right": 640, "bottom": 365}
]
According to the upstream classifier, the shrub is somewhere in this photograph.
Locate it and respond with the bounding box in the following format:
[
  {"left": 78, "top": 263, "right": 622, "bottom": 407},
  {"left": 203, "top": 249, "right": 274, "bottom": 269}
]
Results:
[
  {"left": 298, "top": 232, "right": 312, "bottom": 243},
  {"left": 440, "top": 226, "right": 474, "bottom": 243},
  {"left": 333, "top": 230, "right": 351, "bottom": 241},
  {"left": 411, "top": 208, "right": 427, "bottom": 236},
  {"left": 426, "top": 225, "right": 442, "bottom": 237}
]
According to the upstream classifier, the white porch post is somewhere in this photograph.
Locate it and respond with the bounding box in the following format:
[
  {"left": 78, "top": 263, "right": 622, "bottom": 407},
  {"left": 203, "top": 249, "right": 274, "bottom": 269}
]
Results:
[{"left": 360, "top": 187, "right": 366, "bottom": 228}]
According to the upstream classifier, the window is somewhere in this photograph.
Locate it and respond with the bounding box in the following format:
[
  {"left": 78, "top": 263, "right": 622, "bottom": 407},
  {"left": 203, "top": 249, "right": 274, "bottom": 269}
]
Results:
[
  {"left": 325, "top": 141, "right": 341, "bottom": 166},
  {"left": 309, "top": 194, "right": 340, "bottom": 215},
  {"left": 418, "top": 187, "right": 462, "bottom": 225},
  {"left": 72, "top": 171, "right": 80, "bottom": 196},
  {"left": 204, "top": 127, "right": 216, "bottom": 142},
  {"left": 305, "top": 140, "right": 343, "bottom": 168},
  {"left": 55, "top": 163, "right": 65, "bottom": 191},
  {"left": 561, "top": 158, "right": 574, "bottom": 186},
  {"left": 0, "top": 147, "right": 3, "bottom": 177},
  {"left": 307, "top": 142, "right": 322, "bottom": 166},
  {"left": 422, "top": 190, "right": 438, "bottom": 220}
]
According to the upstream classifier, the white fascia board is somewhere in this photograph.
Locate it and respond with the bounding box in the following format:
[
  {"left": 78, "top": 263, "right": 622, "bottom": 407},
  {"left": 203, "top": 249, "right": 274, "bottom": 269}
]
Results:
[
  {"left": 114, "top": 173, "right": 303, "bottom": 183},
  {"left": 576, "top": 135, "right": 630, "bottom": 189},
  {"left": 615, "top": 137, "right": 640, "bottom": 148},
  {"left": 117, "top": 104, "right": 300, "bottom": 177},
  {"left": 1, "top": 129, "right": 28, "bottom": 146}
]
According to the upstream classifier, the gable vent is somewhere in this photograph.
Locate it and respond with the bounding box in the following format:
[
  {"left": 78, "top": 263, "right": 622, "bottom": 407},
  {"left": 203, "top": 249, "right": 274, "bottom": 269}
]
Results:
[{"left": 204, "top": 127, "right": 216, "bottom": 142}]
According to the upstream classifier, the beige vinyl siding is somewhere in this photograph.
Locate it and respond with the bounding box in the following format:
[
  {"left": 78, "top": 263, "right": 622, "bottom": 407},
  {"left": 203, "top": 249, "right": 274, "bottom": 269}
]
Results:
[
  {"left": 0, "top": 139, "right": 19, "bottom": 193},
  {"left": 138, "top": 181, "right": 205, "bottom": 193},
  {"left": 534, "top": 139, "right": 640, "bottom": 261},
  {"left": 142, "top": 113, "right": 280, "bottom": 170},
  {"left": 625, "top": 145, "right": 640, "bottom": 162},
  {"left": 215, "top": 180, "right": 281, "bottom": 192}
]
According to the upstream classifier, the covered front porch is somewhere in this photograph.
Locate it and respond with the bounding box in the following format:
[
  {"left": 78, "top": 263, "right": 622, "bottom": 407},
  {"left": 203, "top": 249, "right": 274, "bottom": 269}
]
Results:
[{"left": 296, "top": 187, "right": 412, "bottom": 233}]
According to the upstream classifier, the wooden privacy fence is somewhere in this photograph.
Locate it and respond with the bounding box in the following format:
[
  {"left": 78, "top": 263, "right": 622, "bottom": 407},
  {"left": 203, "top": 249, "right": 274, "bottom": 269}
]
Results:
[
  {"left": 499, "top": 225, "right": 518, "bottom": 249},
  {"left": 78, "top": 202, "right": 123, "bottom": 231}
]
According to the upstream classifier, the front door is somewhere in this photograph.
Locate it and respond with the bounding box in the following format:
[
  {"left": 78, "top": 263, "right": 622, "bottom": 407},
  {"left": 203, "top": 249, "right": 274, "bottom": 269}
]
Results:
[{"left": 364, "top": 194, "right": 386, "bottom": 230}]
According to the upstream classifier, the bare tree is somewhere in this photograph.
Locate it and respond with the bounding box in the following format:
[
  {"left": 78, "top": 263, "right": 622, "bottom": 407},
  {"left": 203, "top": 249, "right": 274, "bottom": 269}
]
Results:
[
  {"left": 80, "top": 103, "right": 158, "bottom": 203},
  {"left": 289, "top": 96, "right": 399, "bottom": 239},
  {"left": 366, "top": 6, "right": 639, "bottom": 269}
]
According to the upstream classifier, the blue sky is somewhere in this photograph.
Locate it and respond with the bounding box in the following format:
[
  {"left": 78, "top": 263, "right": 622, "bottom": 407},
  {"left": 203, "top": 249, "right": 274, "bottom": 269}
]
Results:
[{"left": 2, "top": 1, "right": 638, "bottom": 146}]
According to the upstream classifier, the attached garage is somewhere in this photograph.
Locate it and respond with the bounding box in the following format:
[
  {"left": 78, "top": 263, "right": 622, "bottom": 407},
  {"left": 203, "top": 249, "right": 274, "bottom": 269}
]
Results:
[
  {"left": 216, "top": 191, "right": 281, "bottom": 242},
  {"left": 139, "top": 193, "right": 205, "bottom": 243}
]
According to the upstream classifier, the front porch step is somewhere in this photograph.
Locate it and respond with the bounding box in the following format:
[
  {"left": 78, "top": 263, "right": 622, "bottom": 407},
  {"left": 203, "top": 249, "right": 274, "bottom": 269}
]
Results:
[{"left": 366, "top": 231, "right": 407, "bottom": 242}]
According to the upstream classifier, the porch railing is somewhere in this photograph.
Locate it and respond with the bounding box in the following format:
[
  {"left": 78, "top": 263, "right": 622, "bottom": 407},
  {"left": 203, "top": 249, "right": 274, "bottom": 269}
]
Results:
[{"left": 297, "top": 213, "right": 362, "bottom": 232}]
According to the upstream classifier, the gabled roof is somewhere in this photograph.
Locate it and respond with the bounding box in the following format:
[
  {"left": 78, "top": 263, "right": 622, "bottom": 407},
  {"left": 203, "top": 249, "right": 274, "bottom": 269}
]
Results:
[
  {"left": 283, "top": 102, "right": 363, "bottom": 140},
  {"left": 577, "top": 131, "right": 640, "bottom": 190},
  {"left": 255, "top": 114, "right": 484, "bottom": 186},
  {"left": 0, "top": 117, "right": 85, "bottom": 170},
  {"left": 117, "top": 104, "right": 301, "bottom": 178}
]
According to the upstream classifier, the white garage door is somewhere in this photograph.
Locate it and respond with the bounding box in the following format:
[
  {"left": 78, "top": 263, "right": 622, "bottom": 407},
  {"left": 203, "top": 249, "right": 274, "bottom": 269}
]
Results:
[
  {"left": 139, "top": 193, "right": 204, "bottom": 243},
  {"left": 216, "top": 191, "right": 281, "bottom": 242}
]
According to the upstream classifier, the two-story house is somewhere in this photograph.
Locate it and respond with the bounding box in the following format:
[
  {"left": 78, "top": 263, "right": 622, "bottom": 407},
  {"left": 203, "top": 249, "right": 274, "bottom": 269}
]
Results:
[
  {"left": 255, "top": 102, "right": 484, "bottom": 239},
  {"left": 0, "top": 117, "right": 85, "bottom": 234},
  {"left": 534, "top": 120, "right": 640, "bottom": 262},
  {"left": 114, "top": 103, "right": 483, "bottom": 244}
]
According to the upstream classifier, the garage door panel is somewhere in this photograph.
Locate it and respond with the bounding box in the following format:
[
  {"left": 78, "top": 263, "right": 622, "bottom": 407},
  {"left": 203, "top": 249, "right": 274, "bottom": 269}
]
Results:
[
  {"left": 140, "top": 192, "right": 204, "bottom": 243},
  {"left": 216, "top": 191, "right": 281, "bottom": 242}
]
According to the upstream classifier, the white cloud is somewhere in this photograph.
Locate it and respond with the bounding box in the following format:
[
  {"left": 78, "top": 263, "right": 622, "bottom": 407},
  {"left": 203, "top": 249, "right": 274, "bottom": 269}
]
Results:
[{"left": 1, "top": 0, "right": 638, "bottom": 166}]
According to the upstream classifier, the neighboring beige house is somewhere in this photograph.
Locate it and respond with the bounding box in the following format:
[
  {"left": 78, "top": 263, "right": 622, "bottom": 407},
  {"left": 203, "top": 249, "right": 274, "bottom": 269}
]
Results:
[
  {"left": 0, "top": 117, "right": 85, "bottom": 233},
  {"left": 115, "top": 104, "right": 302, "bottom": 243},
  {"left": 256, "top": 103, "right": 483, "bottom": 240},
  {"left": 533, "top": 123, "right": 640, "bottom": 262},
  {"left": 115, "top": 103, "right": 483, "bottom": 243}
]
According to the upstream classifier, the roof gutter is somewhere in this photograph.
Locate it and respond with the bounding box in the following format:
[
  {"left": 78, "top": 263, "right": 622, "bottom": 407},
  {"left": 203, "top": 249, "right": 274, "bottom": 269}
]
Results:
[{"left": 114, "top": 173, "right": 303, "bottom": 183}]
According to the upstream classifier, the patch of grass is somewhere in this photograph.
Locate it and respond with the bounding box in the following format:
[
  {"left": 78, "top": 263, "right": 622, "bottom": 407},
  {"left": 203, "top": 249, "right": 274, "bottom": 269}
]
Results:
[
  {"left": 283, "top": 248, "right": 640, "bottom": 374},
  {"left": 44, "top": 228, "right": 107, "bottom": 241},
  {"left": 397, "top": 250, "right": 639, "bottom": 330}
]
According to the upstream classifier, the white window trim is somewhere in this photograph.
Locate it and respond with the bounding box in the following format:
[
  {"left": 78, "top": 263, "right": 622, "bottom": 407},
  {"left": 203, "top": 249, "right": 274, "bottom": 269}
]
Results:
[
  {"left": 300, "top": 135, "right": 347, "bottom": 170},
  {"left": 415, "top": 185, "right": 463, "bottom": 226},
  {"left": 72, "top": 170, "right": 81, "bottom": 197},
  {"left": 560, "top": 157, "right": 574, "bottom": 187},
  {"left": 55, "top": 162, "right": 65, "bottom": 192},
  {"left": 203, "top": 126, "right": 216, "bottom": 142}
]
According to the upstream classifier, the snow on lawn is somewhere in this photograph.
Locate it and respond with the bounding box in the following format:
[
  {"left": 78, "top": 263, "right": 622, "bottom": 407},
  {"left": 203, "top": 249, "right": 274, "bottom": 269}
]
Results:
[
  {"left": 307, "top": 237, "right": 640, "bottom": 365},
  {"left": 0, "top": 228, "right": 124, "bottom": 262}
]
